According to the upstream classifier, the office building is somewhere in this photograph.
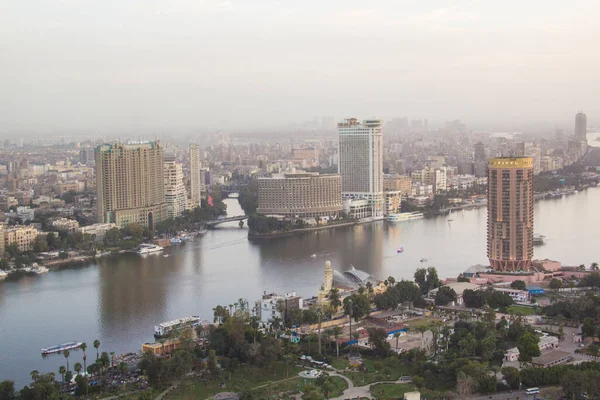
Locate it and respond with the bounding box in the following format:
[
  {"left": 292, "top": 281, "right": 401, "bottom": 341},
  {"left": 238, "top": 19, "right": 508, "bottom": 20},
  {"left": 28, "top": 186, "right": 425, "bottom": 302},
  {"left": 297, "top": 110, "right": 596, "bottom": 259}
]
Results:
[
  {"left": 255, "top": 291, "right": 303, "bottom": 325},
  {"left": 487, "top": 157, "right": 534, "bottom": 272},
  {"left": 337, "top": 118, "right": 384, "bottom": 217},
  {"left": 189, "top": 144, "right": 202, "bottom": 207},
  {"left": 95, "top": 142, "right": 168, "bottom": 229},
  {"left": 575, "top": 112, "right": 587, "bottom": 142},
  {"left": 164, "top": 156, "right": 187, "bottom": 219},
  {"left": 384, "top": 175, "right": 412, "bottom": 197},
  {"left": 257, "top": 171, "right": 343, "bottom": 218}
]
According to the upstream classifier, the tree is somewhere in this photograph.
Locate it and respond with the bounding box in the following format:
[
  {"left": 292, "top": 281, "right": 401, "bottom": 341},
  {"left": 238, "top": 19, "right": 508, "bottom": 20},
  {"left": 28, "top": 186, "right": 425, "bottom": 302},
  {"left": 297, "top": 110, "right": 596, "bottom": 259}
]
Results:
[
  {"left": 393, "top": 332, "right": 401, "bottom": 353},
  {"left": 332, "top": 326, "right": 342, "bottom": 357},
  {"left": 29, "top": 370, "right": 39, "bottom": 384},
  {"left": 517, "top": 331, "right": 541, "bottom": 363},
  {"left": 80, "top": 342, "right": 88, "bottom": 374},
  {"left": 416, "top": 325, "right": 429, "bottom": 351},
  {"left": 414, "top": 267, "right": 441, "bottom": 294},
  {"left": 549, "top": 278, "right": 563, "bottom": 290},
  {"left": 64, "top": 349, "right": 70, "bottom": 371},
  {"left": 207, "top": 350, "right": 218, "bottom": 376},
  {"left": 0, "top": 380, "right": 15, "bottom": 400},
  {"left": 435, "top": 286, "right": 457, "bottom": 306},
  {"left": 31, "top": 235, "right": 49, "bottom": 253},
  {"left": 343, "top": 294, "right": 371, "bottom": 321},
  {"left": 74, "top": 363, "right": 82, "bottom": 376},
  {"left": 93, "top": 339, "right": 100, "bottom": 360},
  {"left": 510, "top": 280, "right": 527, "bottom": 291},
  {"left": 456, "top": 372, "right": 475, "bottom": 396},
  {"left": 58, "top": 366, "right": 66, "bottom": 384},
  {"left": 365, "top": 327, "right": 391, "bottom": 357},
  {"left": 582, "top": 317, "right": 596, "bottom": 338},
  {"left": 501, "top": 366, "right": 521, "bottom": 390},
  {"left": 64, "top": 371, "right": 73, "bottom": 387}
]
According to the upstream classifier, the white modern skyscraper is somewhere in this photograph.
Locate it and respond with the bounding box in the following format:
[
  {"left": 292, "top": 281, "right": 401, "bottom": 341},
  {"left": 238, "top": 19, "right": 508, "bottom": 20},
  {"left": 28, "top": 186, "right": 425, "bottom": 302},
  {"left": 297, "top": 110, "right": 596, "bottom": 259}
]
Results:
[
  {"left": 189, "top": 144, "right": 202, "bottom": 207},
  {"left": 337, "top": 118, "right": 385, "bottom": 217},
  {"left": 164, "top": 156, "right": 187, "bottom": 219}
]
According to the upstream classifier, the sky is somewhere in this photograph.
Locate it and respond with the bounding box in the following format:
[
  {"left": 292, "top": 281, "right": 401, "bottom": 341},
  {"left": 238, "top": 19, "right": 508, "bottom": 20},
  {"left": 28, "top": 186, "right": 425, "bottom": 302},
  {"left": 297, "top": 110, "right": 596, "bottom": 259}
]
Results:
[{"left": 1, "top": 0, "right": 600, "bottom": 133}]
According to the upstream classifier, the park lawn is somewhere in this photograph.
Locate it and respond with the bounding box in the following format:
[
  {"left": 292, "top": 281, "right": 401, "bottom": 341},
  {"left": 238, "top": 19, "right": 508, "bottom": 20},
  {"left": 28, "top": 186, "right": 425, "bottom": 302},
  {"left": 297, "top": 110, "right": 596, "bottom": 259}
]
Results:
[
  {"left": 338, "top": 357, "right": 413, "bottom": 386},
  {"left": 507, "top": 305, "right": 535, "bottom": 315},
  {"left": 404, "top": 317, "right": 443, "bottom": 329},
  {"left": 371, "top": 384, "right": 447, "bottom": 400},
  {"left": 166, "top": 362, "right": 305, "bottom": 399}
]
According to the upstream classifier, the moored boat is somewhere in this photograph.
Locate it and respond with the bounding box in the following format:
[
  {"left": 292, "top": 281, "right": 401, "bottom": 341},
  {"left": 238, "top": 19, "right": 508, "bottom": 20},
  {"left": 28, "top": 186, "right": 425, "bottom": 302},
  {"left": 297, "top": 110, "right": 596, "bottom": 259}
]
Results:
[
  {"left": 137, "top": 244, "right": 164, "bottom": 255},
  {"left": 42, "top": 341, "right": 83, "bottom": 355},
  {"left": 387, "top": 212, "right": 424, "bottom": 222},
  {"left": 154, "top": 316, "right": 201, "bottom": 338}
]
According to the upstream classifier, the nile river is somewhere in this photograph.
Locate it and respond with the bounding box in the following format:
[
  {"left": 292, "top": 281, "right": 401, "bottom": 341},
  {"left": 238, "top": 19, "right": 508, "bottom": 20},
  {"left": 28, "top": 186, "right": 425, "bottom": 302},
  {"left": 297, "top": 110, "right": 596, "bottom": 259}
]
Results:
[{"left": 1, "top": 188, "right": 599, "bottom": 386}]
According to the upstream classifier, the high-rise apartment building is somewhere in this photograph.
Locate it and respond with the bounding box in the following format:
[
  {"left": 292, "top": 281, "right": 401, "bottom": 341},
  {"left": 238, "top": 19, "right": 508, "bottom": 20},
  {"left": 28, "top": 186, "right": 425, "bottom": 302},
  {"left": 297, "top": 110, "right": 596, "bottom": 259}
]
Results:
[
  {"left": 575, "top": 112, "right": 587, "bottom": 142},
  {"left": 95, "top": 142, "right": 168, "bottom": 229},
  {"left": 164, "top": 156, "right": 187, "bottom": 219},
  {"left": 487, "top": 157, "right": 534, "bottom": 272},
  {"left": 337, "top": 118, "right": 384, "bottom": 216},
  {"left": 189, "top": 144, "right": 202, "bottom": 207}
]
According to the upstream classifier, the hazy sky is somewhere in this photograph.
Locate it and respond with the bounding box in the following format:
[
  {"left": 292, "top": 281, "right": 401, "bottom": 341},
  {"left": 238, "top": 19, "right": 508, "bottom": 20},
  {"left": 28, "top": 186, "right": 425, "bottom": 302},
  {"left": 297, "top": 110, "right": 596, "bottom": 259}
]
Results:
[{"left": 1, "top": 0, "right": 599, "bottom": 133}]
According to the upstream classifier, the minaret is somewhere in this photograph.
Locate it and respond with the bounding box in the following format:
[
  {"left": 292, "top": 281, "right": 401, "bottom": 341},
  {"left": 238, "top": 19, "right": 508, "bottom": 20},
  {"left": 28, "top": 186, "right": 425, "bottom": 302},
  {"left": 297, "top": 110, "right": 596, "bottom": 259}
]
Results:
[{"left": 318, "top": 260, "right": 333, "bottom": 304}]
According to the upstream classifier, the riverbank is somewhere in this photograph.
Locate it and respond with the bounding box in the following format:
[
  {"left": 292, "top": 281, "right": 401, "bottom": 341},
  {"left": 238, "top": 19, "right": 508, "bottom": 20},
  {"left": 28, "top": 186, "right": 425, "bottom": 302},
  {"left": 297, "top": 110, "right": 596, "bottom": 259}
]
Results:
[{"left": 248, "top": 221, "right": 358, "bottom": 240}]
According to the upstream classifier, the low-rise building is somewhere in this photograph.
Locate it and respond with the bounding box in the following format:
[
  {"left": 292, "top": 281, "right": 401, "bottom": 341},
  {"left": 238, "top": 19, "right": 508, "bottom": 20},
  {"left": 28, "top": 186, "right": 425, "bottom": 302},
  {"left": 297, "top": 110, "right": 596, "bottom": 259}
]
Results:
[
  {"left": 5, "top": 225, "right": 41, "bottom": 252},
  {"left": 384, "top": 190, "right": 401, "bottom": 214},
  {"left": 504, "top": 335, "right": 560, "bottom": 361},
  {"left": 255, "top": 291, "right": 303, "bottom": 325},
  {"left": 79, "top": 223, "right": 118, "bottom": 241},
  {"left": 52, "top": 218, "right": 80, "bottom": 233},
  {"left": 531, "top": 350, "right": 572, "bottom": 368},
  {"left": 142, "top": 337, "right": 181, "bottom": 356},
  {"left": 493, "top": 287, "right": 530, "bottom": 302}
]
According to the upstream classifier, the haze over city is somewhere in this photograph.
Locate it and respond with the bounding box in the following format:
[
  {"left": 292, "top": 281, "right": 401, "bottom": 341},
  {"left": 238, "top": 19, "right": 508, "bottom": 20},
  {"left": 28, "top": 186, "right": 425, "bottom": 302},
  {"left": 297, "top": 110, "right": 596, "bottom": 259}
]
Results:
[{"left": 2, "top": 0, "right": 600, "bottom": 134}]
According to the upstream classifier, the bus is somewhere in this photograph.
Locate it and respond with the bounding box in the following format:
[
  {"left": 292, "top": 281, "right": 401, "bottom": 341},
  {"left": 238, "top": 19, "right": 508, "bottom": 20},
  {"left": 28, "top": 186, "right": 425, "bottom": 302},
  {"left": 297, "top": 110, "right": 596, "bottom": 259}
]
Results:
[{"left": 525, "top": 387, "right": 540, "bottom": 395}]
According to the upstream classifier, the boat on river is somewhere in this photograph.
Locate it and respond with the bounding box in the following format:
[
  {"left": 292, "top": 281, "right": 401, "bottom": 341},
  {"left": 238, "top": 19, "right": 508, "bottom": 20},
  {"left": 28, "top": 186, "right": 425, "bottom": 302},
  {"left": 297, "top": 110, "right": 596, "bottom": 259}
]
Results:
[
  {"left": 387, "top": 212, "right": 424, "bottom": 222},
  {"left": 137, "top": 244, "right": 164, "bottom": 255},
  {"left": 154, "top": 316, "right": 201, "bottom": 338},
  {"left": 42, "top": 341, "right": 82, "bottom": 355}
]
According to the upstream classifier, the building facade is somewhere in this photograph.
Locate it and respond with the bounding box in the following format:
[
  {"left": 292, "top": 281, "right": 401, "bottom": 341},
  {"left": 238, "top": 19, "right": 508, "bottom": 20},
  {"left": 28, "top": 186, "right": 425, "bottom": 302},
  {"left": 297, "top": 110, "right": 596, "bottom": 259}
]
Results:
[
  {"left": 487, "top": 157, "right": 534, "bottom": 272},
  {"left": 189, "top": 144, "right": 202, "bottom": 207},
  {"left": 95, "top": 142, "right": 168, "bottom": 229},
  {"left": 5, "top": 226, "right": 41, "bottom": 252},
  {"left": 338, "top": 118, "right": 384, "bottom": 217},
  {"left": 52, "top": 218, "right": 80, "bottom": 233},
  {"left": 257, "top": 171, "right": 343, "bottom": 218},
  {"left": 164, "top": 156, "right": 187, "bottom": 219},
  {"left": 383, "top": 175, "right": 412, "bottom": 197},
  {"left": 575, "top": 111, "right": 587, "bottom": 142}
]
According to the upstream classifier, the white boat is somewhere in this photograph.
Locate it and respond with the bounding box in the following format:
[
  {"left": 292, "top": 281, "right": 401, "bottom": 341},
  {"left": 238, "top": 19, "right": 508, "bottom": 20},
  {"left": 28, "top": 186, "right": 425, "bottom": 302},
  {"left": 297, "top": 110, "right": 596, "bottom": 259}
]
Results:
[
  {"left": 310, "top": 254, "right": 316, "bottom": 259},
  {"left": 170, "top": 237, "right": 182, "bottom": 245},
  {"left": 387, "top": 212, "right": 424, "bottom": 222},
  {"left": 533, "top": 234, "right": 545, "bottom": 245},
  {"left": 137, "top": 244, "right": 164, "bottom": 255},
  {"left": 154, "top": 316, "right": 201, "bottom": 338},
  {"left": 32, "top": 266, "right": 49, "bottom": 274},
  {"left": 0, "top": 270, "right": 8, "bottom": 280},
  {"left": 42, "top": 341, "right": 82, "bottom": 355}
]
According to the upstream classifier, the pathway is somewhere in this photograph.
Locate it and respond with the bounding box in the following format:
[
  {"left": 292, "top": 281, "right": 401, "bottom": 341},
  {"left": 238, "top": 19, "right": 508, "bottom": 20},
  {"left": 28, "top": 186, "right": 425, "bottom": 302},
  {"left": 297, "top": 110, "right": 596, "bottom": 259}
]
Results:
[{"left": 328, "top": 376, "right": 412, "bottom": 400}]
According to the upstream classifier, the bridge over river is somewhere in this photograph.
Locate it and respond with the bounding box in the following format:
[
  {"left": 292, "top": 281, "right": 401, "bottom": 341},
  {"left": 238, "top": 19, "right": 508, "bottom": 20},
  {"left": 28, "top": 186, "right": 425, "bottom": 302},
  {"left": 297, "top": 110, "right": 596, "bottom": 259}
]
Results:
[{"left": 205, "top": 215, "right": 247, "bottom": 228}]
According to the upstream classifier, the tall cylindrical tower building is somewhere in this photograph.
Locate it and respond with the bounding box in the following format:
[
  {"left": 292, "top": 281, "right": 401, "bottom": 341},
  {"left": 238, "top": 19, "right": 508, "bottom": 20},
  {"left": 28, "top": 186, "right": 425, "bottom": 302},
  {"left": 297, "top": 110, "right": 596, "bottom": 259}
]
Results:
[{"left": 487, "top": 157, "right": 534, "bottom": 272}]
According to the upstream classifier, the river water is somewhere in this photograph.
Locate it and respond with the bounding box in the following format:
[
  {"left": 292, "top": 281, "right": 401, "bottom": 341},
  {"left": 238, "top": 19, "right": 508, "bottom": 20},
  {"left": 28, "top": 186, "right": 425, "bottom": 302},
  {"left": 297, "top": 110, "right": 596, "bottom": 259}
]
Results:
[{"left": 1, "top": 188, "right": 599, "bottom": 386}]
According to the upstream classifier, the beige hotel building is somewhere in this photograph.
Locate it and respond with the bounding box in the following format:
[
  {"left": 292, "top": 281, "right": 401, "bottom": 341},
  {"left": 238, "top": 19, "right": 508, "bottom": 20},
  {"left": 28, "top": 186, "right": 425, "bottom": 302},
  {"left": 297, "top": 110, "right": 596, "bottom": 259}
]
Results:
[
  {"left": 95, "top": 142, "right": 168, "bottom": 229},
  {"left": 487, "top": 157, "right": 534, "bottom": 272},
  {"left": 257, "top": 172, "right": 343, "bottom": 218}
]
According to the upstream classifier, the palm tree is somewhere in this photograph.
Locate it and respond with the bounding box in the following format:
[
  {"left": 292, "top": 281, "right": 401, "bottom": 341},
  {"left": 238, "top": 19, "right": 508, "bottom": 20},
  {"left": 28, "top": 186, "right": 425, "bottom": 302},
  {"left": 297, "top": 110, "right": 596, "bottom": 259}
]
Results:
[
  {"left": 64, "top": 349, "right": 71, "bottom": 371},
  {"left": 393, "top": 332, "right": 401, "bottom": 353},
  {"left": 387, "top": 276, "right": 396, "bottom": 287},
  {"left": 365, "top": 281, "right": 374, "bottom": 300},
  {"left": 592, "top": 262, "right": 599, "bottom": 271},
  {"left": 58, "top": 366, "right": 66, "bottom": 384},
  {"left": 30, "top": 370, "right": 39, "bottom": 384},
  {"left": 328, "top": 288, "right": 342, "bottom": 311},
  {"left": 229, "top": 304, "right": 234, "bottom": 316},
  {"left": 74, "top": 362, "right": 82, "bottom": 377},
  {"left": 283, "top": 354, "right": 294, "bottom": 379},
  {"left": 80, "top": 342, "right": 88, "bottom": 373},
  {"left": 416, "top": 325, "right": 429, "bottom": 351},
  {"left": 93, "top": 339, "right": 100, "bottom": 361}
]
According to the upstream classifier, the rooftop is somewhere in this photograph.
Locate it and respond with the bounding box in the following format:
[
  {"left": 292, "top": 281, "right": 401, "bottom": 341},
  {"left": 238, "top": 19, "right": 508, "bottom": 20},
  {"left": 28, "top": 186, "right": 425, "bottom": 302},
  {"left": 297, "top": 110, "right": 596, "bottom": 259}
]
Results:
[{"left": 532, "top": 350, "right": 572, "bottom": 366}]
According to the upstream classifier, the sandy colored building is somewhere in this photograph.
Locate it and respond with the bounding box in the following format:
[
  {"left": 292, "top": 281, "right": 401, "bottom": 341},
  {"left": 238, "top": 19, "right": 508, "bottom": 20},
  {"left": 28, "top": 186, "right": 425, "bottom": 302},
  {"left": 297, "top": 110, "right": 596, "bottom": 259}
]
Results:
[
  {"left": 95, "top": 142, "right": 168, "bottom": 229},
  {"left": 142, "top": 337, "right": 181, "bottom": 356},
  {"left": 487, "top": 157, "right": 534, "bottom": 272},
  {"left": 5, "top": 225, "right": 41, "bottom": 252},
  {"left": 383, "top": 175, "right": 412, "bottom": 197},
  {"left": 189, "top": 144, "right": 202, "bottom": 207},
  {"left": 164, "top": 156, "right": 187, "bottom": 219},
  {"left": 257, "top": 171, "right": 342, "bottom": 218}
]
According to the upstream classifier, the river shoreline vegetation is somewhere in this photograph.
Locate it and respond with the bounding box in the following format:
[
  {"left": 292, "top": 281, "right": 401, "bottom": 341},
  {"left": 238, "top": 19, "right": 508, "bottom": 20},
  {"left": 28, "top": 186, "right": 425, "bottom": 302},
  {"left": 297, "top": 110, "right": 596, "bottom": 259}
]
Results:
[{"left": 4, "top": 268, "right": 600, "bottom": 399}]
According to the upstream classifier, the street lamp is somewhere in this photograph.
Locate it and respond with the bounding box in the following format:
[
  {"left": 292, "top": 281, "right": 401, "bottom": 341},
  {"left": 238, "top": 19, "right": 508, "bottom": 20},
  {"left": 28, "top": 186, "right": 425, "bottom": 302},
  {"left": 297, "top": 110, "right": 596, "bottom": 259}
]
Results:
[{"left": 348, "top": 299, "right": 353, "bottom": 356}]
